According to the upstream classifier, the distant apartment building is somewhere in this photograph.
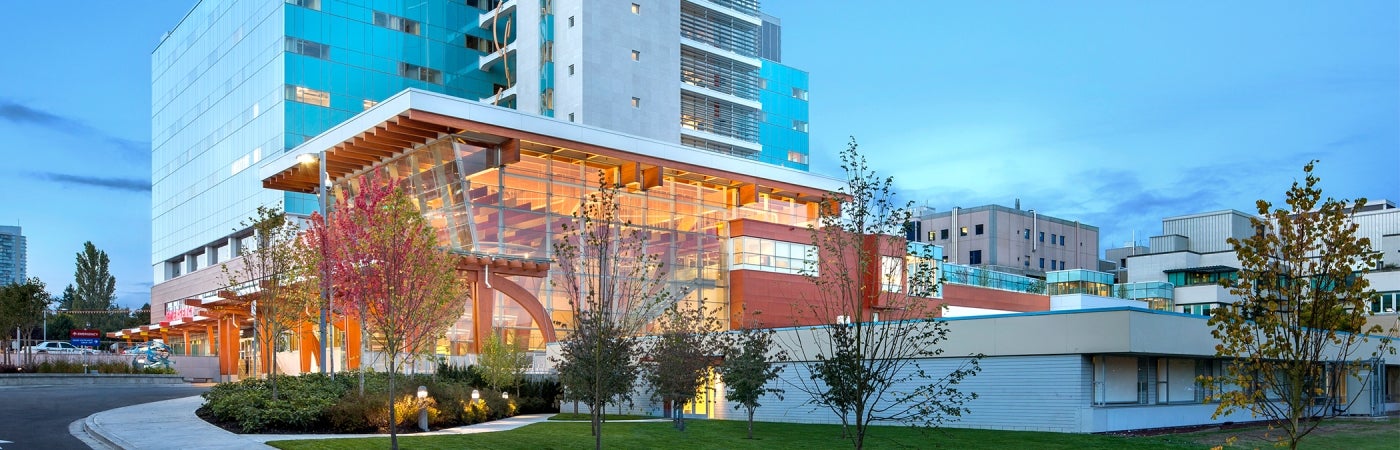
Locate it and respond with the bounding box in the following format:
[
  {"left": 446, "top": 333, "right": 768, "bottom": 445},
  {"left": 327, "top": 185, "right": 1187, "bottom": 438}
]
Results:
[
  {"left": 0, "top": 226, "right": 25, "bottom": 285},
  {"left": 908, "top": 204, "right": 1099, "bottom": 278},
  {"left": 1122, "top": 200, "right": 1400, "bottom": 317}
]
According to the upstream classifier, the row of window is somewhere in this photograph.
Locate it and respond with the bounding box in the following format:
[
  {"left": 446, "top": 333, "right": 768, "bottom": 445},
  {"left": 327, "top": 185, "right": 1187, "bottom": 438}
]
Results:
[
  {"left": 729, "top": 236, "right": 818, "bottom": 275},
  {"left": 1025, "top": 229, "right": 1067, "bottom": 246},
  {"left": 756, "top": 80, "right": 810, "bottom": 102},
  {"left": 929, "top": 224, "right": 985, "bottom": 241},
  {"left": 1372, "top": 291, "right": 1399, "bottom": 314}
]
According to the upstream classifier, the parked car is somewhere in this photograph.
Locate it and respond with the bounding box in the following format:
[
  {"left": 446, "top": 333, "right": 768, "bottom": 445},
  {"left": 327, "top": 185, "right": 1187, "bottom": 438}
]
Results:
[{"left": 22, "top": 341, "right": 97, "bottom": 355}]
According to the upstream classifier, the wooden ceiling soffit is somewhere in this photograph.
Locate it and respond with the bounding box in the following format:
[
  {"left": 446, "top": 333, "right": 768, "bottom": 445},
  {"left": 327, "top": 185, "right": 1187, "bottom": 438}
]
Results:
[
  {"left": 382, "top": 122, "right": 440, "bottom": 140},
  {"left": 394, "top": 116, "right": 454, "bottom": 135},
  {"left": 608, "top": 162, "right": 663, "bottom": 192},
  {"left": 329, "top": 149, "right": 381, "bottom": 164},
  {"left": 372, "top": 127, "right": 429, "bottom": 145},
  {"left": 336, "top": 144, "right": 393, "bottom": 160},
  {"left": 360, "top": 132, "right": 416, "bottom": 149},
  {"left": 350, "top": 137, "right": 401, "bottom": 153},
  {"left": 404, "top": 110, "right": 829, "bottom": 200}
]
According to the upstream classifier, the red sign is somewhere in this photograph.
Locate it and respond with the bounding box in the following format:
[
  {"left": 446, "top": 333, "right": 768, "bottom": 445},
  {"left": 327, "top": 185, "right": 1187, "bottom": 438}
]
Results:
[
  {"left": 70, "top": 329, "right": 101, "bottom": 339},
  {"left": 164, "top": 307, "right": 205, "bottom": 322}
]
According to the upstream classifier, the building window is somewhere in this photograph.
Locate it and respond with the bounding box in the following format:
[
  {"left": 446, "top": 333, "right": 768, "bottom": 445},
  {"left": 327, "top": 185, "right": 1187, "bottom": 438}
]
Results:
[
  {"left": 787, "top": 151, "right": 807, "bottom": 164},
  {"left": 1060, "top": 235, "right": 1066, "bottom": 246},
  {"left": 1092, "top": 356, "right": 1149, "bottom": 405},
  {"left": 631, "top": 3, "right": 640, "bottom": 14},
  {"left": 286, "top": 85, "right": 330, "bottom": 107},
  {"left": 880, "top": 256, "right": 903, "bottom": 293},
  {"left": 285, "top": 37, "right": 328, "bottom": 59},
  {"left": 1371, "top": 291, "right": 1399, "bottom": 313},
  {"left": 286, "top": 0, "right": 320, "bottom": 10},
  {"left": 792, "top": 87, "right": 808, "bottom": 100},
  {"left": 1039, "top": 258, "right": 1045, "bottom": 269},
  {"left": 969, "top": 250, "right": 982, "bottom": 265},
  {"left": 1024, "top": 228, "right": 1031, "bottom": 239},
  {"left": 940, "top": 229, "right": 949, "bottom": 240},
  {"left": 631, "top": 50, "right": 640, "bottom": 61},
  {"left": 398, "top": 62, "right": 442, "bottom": 84},
  {"left": 465, "top": 35, "right": 490, "bottom": 53},
  {"left": 1061, "top": 260, "right": 1067, "bottom": 270},
  {"left": 568, "top": 64, "right": 575, "bottom": 75},
  {"left": 959, "top": 227, "right": 968, "bottom": 236},
  {"left": 631, "top": 97, "right": 640, "bottom": 108},
  {"left": 975, "top": 224, "right": 984, "bottom": 235},
  {"left": 1051, "top": 233, "right": 1057, "bottom": 243},
  {"left": 757, "top": 78, "right": 767, "bottom": 89},
  {"left": 1039, "top": 231, "right": 1045, "bottom": 242},
  {"left": 373, "top": 11, "right": 420, "bottom": 35},
  {"left": 792, "top": 120, "right": 808, "bottom": 132},
  {"left": 730, "top": 236, "right": 819, "bottom": 275}
]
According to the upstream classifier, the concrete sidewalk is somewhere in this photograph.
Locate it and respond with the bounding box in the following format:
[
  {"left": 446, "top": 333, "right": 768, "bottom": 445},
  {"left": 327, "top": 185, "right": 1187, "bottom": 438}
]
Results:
[{"left": 82, "top": 395, "right": 554, "bottom": 449}]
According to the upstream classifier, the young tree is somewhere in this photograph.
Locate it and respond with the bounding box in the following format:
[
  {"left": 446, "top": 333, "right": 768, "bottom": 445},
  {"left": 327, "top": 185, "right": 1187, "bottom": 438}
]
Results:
[
  {"left": 785, "top": 139, "right": 981, "bottom": 449},
  {"left": 551, "top": 176, "right": 672, "bottom": 450},
  {"left": 718, "top": 323, "right": 787, "bottom": 439},
  {"left": 222, "top": 205, "right": 315, "bottom": 400},
  {"left": 74, "top": 242, "right": 120, "bottom": 331},
  {"left": 312, "top": 170, "right": 468, "bottom": 450},
  {"left": 642, "top": 302, "right": 725, "bottom": 431},
  {"left": 0, "top": 278, "right": 50, "bottom": 365},
  {"left": 477, "top": 331, "right": 531, "bottom": 394},
  {"left": 1204, "top": 161, "right": 1393, "bottom": 450}
]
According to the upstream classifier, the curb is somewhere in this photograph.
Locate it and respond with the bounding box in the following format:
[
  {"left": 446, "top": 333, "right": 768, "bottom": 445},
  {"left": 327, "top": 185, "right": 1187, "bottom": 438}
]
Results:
[
  {"left": 84, "top": 413, "right": 133, "bottom": 450},
  {"left": 0, "top": 374, "right": 186, "bottom": 386}
]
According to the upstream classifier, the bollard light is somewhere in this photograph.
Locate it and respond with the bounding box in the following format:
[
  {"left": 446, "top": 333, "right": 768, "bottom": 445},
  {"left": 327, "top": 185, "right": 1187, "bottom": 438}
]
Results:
[
  {"left": 417, "top": 385, "right": 430, "bottom": 432},
  {"left": 471, "top": 389, "right": 480, "bottom": 400},
  {"left": 502, "top": 392, "right": 509, "bottom": 400}
]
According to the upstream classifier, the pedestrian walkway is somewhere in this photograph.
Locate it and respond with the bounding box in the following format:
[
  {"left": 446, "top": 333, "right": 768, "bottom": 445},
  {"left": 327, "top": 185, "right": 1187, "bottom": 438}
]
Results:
[{"left": 83, "top": 395, "right": 554, "bottom": 449}]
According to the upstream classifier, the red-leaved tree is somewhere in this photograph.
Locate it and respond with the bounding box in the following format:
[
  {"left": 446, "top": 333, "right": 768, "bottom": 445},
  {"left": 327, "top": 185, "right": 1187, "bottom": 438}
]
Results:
[{"left": 307, "top": 169, "right": 467, "bottom": 449}]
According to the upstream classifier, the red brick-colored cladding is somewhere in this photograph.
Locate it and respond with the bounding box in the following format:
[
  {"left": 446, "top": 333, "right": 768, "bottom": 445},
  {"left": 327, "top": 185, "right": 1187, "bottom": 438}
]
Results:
[
  {"left": 729, "top": 269, "right": 824, "bottom": 329},
  {"left": 937, "top": 284, "right": 1050, "bottom": 317},
  {"left": 726, "top": 218, "right": 911, "bottom": 329}
]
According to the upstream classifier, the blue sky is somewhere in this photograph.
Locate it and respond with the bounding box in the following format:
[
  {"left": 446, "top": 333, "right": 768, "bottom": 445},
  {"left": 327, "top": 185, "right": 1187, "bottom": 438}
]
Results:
[{"left": 0, "top": 1, "right": 1396, "bottom": 309}]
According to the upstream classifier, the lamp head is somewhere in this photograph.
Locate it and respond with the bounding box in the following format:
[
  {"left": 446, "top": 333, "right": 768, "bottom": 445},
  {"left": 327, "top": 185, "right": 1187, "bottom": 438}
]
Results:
[
  {"left": 417, "top": 386, "right": 428, "bottom": 399},
  {"left": 471, "top": 389, "right": 480, "bottom": 400},
  {"left": 296, "top": 153, "right": 318, "bottom": 164}
]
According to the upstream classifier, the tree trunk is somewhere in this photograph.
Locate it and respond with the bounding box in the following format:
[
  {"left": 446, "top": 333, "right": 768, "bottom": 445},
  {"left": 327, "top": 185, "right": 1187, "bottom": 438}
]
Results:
[
  {"left": 389, "top": 359, "right": 399, "bottom": 450},
  {"left": 747, "top": 407, "right": 754, "bottom": 439}
]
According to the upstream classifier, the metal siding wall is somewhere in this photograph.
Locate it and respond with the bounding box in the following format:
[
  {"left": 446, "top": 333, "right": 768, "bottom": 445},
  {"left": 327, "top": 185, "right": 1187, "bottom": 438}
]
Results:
[{"left": 717, "top": 355, "right": 1089, "bottom": 432}]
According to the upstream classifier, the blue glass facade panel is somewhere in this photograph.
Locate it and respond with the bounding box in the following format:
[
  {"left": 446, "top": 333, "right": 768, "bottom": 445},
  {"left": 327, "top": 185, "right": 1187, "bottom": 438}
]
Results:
[
  {"left": 154, "top": 0, "right": 509, "bottom": 273},
  {"left": 758, "top": 59, "right": 809, "bottom": 170}
]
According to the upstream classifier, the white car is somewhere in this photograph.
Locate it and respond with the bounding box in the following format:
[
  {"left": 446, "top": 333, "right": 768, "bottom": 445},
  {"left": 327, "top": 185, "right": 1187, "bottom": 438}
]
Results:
[{"left": 23, "top": 341, "right": 97, "bottom": 355}]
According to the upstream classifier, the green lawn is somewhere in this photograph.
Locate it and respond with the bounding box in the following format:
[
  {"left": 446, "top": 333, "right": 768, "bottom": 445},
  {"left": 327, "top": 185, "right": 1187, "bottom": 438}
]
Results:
[
  {"left": 266, "top": 417, "right": 1400, "bottom": 450},
  {"left": 548, "top": 413, "right": 660, "bottom": 421}
]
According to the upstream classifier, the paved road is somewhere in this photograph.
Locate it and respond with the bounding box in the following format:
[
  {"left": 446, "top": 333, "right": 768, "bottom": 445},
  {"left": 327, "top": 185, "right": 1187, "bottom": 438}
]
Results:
[{"left": 0, "top": 384, "right": 208, "bottom": 450}]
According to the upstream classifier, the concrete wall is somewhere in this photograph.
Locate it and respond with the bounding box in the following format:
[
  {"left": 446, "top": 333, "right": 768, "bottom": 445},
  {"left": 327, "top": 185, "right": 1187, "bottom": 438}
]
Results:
[{"left": 575, "top": 0, "right": 680, "bottom": 143}]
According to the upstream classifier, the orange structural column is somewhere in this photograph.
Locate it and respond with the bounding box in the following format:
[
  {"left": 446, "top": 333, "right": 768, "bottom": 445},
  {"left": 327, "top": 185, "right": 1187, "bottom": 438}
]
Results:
[
  {"left": 205, "top": 324, "right": 214, "bottom": 355},
  {"left": 299, "top": 322, "right": 315, "bottom": 374},
  {"left": 183, "top": 331, "right": 191, "bottom": 355},
  {"left": 217, "top": 317, "right": 236, "bottom": 379},
  {"left": 346, "top": 316, "right": 362, "bottom": 370},
  {"left": 472, "top": 271, "right": 494, "bottom": 354}
]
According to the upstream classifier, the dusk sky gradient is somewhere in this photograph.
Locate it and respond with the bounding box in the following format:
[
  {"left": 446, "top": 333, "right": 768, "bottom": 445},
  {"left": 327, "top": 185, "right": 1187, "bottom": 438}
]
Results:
[{"left": 1, "top": 1, "right": 1396, "bottom": 309}]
